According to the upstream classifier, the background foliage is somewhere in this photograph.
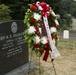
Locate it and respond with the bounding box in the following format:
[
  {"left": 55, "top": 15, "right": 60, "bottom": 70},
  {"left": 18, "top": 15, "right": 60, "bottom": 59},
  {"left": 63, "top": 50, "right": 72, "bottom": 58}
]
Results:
[
  {"left": 0, "top": 4, "right": 11, "bottom": 21},
  {"left": 0, "top": 0, "right": 76, "bottom": 30}
]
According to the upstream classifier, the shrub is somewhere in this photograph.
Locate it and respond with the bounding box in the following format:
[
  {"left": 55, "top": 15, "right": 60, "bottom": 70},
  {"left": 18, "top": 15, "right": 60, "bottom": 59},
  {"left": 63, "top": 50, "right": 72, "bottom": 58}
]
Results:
[{"left": 0, "top": 4, "right": 11, "bottom": 21}]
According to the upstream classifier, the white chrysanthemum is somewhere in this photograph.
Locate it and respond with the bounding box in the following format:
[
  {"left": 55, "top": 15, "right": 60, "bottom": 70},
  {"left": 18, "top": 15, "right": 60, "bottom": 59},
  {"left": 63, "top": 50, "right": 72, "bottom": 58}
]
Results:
[
  {"left": 28, "top": 26, "right": 36, "bottom": 34},
  {"left": 34, "top": 13, "right": 41, "bottom": 21},
  {"left": 41, "top": 37, "right": 48, "bottom": 44},
  {"left": 54, "top": 20, "right": 59, "bottom": 25},
  {"left": 35, "top": 36, "right": 40, "bottom": 44},
  {"left": 39, "top": 28, "right": 42, "bottom": 34},
  {"left": 50, "top": 27, "right": 57, "bottom": 33},
  {"left": 51, "top": 11, "right": 56, "bottom": 16}
]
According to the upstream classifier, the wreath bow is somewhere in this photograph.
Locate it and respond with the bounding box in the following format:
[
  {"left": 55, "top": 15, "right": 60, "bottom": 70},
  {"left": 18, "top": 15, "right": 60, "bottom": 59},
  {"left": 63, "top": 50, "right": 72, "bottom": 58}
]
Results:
[{"left": 36, "top": 2, "right": 51, "bottom": 16}]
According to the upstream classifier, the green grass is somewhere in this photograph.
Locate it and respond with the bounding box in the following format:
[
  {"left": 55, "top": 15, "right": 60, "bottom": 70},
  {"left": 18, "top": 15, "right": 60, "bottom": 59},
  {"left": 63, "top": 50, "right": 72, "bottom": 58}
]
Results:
[{"left": 57, "top": 38, "right": 76, "bottom": 50}]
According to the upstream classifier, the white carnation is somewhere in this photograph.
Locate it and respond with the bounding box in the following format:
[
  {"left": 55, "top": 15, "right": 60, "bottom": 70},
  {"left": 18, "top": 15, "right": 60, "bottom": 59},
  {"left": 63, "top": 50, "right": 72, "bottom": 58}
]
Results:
[
  {"left": 50, "top": 27, "right": 57, "bottom": 33},
  {"left": 35, "top": 36, "right": 40, "bottom": 44},
  {"left": 34, "top": 13, "right": 41, "bottom": 21},
  {"left": 54, "top": 20, "right": 59, "bottom": 25},
  {"left": 41, "top": 37, "right": 48, "bottom": 44},
  {"left": 28, "top": 26, "right": 36, "bottom": 34}
]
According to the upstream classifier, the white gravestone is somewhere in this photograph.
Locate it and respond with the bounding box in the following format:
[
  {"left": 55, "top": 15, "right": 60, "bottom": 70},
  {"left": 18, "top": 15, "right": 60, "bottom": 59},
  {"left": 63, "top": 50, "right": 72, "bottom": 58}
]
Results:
[{"left": 63, "top": 30, "right": 69, "bottom": 39}]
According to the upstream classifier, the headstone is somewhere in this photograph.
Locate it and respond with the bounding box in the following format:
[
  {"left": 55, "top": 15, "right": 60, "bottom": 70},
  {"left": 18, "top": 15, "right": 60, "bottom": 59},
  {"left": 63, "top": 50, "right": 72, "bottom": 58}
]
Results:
[
  {"left": 63, "top": 30, "right": 69, "bottom": 39},
  {"left": 0, "top": 20, "right": 28, "bottom": 75}
]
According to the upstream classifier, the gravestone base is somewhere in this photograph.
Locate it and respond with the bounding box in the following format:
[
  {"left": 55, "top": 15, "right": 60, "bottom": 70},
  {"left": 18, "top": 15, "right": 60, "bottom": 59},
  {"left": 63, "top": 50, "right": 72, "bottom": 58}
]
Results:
[{"left": 5, "top": 61, "right": 35, "bottom": 75}]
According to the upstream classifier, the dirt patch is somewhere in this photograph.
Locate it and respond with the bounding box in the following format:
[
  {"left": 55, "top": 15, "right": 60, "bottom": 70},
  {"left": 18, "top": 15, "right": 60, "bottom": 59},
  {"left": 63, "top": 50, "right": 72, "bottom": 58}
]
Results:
[{"left": 26, "top": 39, "right": 76, "bottom": 75}]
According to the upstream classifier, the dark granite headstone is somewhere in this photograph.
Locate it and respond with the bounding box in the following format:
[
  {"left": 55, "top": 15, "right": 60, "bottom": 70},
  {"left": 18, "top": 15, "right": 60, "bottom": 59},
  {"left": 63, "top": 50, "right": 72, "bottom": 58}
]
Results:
[{"left": 0, "top": 20, "right": 28, "bottom": 75}]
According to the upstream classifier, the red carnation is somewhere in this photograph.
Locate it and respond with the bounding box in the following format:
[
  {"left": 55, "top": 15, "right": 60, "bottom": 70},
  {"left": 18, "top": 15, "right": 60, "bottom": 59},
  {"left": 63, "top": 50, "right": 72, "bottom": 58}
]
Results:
[
  {"left": 39, "top": 49, "right": 44, "bottom": 53},
  {"left": 30, "top": 18, "right": 36, "bottom": 24},
  {"left": 44, "top": 42, "right": 49, "bottom": 47},
  {"left": 32, "top": 3, "right": 37, "bottom": 8},
  {"left": 34, "top": 26, "right": 39, "bottom": 31},
  {"left": 34, "top": 44, "right": 39, "bottom": 48},
  {"left": 30, "top": 5, "right": 37, "bottom": 11},
  {"left": 37, "top": 33, "right": 41, "bottom": 37},
  {"left": 51, "top": 35, "right": 55, "bottom": 39},
  {"left": 55, "top": 36, "right": 58, "bottom": 40},
  {"left": 51, "top": 22, "right": 56, "bottom": 27},
  {"left": 49, "top": 15, "right": 53, "bottom": 19}
]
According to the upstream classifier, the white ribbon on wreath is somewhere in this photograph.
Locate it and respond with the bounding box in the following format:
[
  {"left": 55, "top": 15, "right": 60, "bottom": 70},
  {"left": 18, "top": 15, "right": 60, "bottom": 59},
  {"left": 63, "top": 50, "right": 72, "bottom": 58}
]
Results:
[{"left": 36, "top": 1, "right": 60, "bottom": 59}]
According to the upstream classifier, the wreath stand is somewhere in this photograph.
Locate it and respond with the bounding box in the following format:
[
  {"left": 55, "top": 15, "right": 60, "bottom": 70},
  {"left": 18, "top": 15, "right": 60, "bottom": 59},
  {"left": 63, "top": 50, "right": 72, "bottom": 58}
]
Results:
[{"left": 27, "top": 50, "right": 58, "bottom": 75}]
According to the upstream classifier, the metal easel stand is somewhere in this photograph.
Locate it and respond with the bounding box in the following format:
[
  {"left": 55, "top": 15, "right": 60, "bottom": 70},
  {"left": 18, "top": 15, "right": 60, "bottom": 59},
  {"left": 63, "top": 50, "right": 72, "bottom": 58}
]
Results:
[
  {"left": 50, "top": 53, "right": 57, "bottom": 75},
  {"left": 39, "top": 56, "right": 41, "bottom": 75},
  {"left": 35, "top": 53, "right": 42, "bottom": 75},
  {"left": 39, "top": 54, "right": 58, "bottom": 75},
  {"left": 52, "top": 62, "right": 57, "bottom": 75},
  {"left": 28, "top": 50, "right": 36, "bottom": 75},
  {"left": 28, "top": 50, "right": 58, "bottom": 75}
]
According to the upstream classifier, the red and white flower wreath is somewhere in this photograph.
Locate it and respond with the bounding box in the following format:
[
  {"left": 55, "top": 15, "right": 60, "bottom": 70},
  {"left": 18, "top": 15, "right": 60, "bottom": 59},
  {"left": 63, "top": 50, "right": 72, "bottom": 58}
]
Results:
[{"left": 24, "top": 1, "right": 59, "bottom": 62}]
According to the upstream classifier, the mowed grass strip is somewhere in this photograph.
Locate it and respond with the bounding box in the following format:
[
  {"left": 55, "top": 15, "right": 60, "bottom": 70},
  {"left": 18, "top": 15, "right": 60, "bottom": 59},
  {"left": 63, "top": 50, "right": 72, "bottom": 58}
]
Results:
[{"left": 57, "top": 38, "right": 76, "bottom": 50}]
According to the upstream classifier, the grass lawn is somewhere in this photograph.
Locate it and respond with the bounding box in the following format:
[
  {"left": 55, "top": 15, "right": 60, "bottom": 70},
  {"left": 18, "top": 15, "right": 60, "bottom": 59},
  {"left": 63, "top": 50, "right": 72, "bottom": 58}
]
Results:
[{"left": 26, "top": 38, "right": 76, "bottom": 75}]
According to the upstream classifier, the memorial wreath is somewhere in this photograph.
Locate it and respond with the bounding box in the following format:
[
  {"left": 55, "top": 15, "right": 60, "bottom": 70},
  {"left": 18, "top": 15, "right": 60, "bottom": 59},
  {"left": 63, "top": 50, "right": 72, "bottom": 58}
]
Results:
[{"left": 24, "top": 2, "right": 60, "bottom": 62}]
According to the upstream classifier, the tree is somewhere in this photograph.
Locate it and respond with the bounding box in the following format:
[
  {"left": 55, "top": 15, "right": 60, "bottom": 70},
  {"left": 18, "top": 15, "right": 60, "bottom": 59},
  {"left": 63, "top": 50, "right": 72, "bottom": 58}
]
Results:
[
  {"left": 69, "top": 2, "right": 76, "bottom": 17},
  {"left": 0, "top": 0, "right": 30, "bottom": 20},
  {"left": 0, "top": 4, "right": 11, "bottom": 21}
]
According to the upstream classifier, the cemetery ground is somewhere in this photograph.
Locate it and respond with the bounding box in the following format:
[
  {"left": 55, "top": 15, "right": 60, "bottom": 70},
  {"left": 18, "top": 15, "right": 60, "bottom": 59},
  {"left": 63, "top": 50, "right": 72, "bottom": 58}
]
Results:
[{"left": 26, "top": 38, "right": 76, "bottom": 75}]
